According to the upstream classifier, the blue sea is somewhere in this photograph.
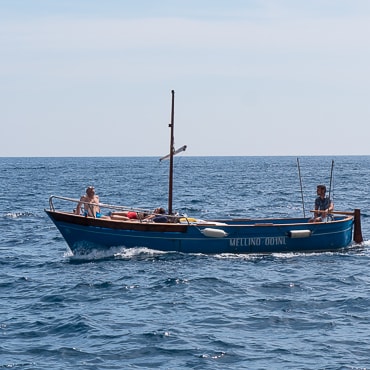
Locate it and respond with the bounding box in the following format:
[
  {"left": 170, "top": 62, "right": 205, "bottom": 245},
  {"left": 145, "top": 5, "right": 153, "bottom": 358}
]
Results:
[{"left": 1, "top": 156, "right": 370, "bottom": 369}]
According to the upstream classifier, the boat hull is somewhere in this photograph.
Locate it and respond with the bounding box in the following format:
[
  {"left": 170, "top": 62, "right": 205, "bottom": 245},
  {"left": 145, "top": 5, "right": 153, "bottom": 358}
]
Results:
[{"left": 45, "top": 210, "right": 354, "bottom": 255}]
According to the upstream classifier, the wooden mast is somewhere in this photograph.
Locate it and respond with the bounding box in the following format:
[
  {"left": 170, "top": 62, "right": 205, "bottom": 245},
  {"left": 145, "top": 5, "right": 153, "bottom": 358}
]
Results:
[{"left": 168, "top": 90, "right": 175, "bottom": 215}]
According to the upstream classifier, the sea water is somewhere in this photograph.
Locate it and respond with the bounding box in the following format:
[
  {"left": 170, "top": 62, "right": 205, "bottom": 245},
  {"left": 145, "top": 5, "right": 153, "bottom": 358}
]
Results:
[{"left": 1, "top": 156, "right": 370, "bottom": 369}]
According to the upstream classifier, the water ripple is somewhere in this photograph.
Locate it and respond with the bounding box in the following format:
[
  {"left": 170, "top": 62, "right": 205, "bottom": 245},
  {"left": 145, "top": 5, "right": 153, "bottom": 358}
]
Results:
[{"left": 2, "top": 156, "right": 370, "bottom": 369}]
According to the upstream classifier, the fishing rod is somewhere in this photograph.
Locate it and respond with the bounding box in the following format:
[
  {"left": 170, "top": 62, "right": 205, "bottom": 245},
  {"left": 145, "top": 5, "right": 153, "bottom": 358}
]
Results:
[
  {"left": 328, "top": 159, "right": 334, "bottom": 203},
  {"left": 296, "top": 158, "right": 306, "bottom": 217}
]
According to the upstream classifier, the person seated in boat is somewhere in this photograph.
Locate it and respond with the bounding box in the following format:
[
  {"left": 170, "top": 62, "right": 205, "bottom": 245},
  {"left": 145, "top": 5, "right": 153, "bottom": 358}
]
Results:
[
  {"left": 111, "top": 207, "right": 168, "bottom": 222},
  {"left": 309, "top": 184, "right": 334, "bottom": 222},
  {"left": 145, "top": 207, "right": 168, "bottom": 223},
  {"left": 75, "top": 186, "right": 103, "bottom": 218},
  {"left": 110, "top": 210, "right": 147, "bottom": 221}
]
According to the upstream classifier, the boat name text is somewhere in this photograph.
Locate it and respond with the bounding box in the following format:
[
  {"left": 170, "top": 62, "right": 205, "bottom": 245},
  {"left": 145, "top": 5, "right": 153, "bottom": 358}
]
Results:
[{"left": 230, "top": 236, "right": 287, "bottom": 247}]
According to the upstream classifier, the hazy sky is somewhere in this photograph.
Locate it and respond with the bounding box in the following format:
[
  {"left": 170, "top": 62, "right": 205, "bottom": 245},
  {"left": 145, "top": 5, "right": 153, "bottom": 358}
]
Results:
[{"left": 1, "top": 0, "right": 369, "bottom": 157}]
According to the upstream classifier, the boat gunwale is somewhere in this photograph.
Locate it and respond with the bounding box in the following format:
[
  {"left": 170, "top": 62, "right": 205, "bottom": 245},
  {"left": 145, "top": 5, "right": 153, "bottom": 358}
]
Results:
[{"left": 45, "top": 209, "right": 354, "bottom": 232}]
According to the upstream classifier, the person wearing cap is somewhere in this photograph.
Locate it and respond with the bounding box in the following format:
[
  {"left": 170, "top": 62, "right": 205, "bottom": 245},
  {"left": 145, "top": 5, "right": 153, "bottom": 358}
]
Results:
[{"left": 75, "top": 186, "right": 102, "bottom": 218}]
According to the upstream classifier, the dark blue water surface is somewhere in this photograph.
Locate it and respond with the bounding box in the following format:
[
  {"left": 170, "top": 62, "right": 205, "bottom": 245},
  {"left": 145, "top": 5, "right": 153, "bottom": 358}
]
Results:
[{"left": 1, "top": 156, "right": 370, "bottom": 369}]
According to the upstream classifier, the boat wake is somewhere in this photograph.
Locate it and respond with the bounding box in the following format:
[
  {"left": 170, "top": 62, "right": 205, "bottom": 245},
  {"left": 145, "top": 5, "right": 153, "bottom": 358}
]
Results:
[
  {"left": 114, "top": 247, "right": 168, "bottom": 259},
  {"left": 213, "top": 240, "right": 369, "bottom": 260},
  {"left": 65, "top": 239, "right": 370, "bottom": 262},
  {"left": 361, "top": 239, "right": 370, "bottom": 247},
  {"left": 3, "top": 211, "right": 34, "bottom": 218},
  {"left": 65, "top": 245, "right": 167, "bottom": 262}
]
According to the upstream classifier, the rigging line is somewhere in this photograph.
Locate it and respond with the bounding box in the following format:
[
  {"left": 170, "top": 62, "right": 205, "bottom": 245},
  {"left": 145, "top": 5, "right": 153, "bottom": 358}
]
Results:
[
  {"left": 296, "top": 158, "right": 306, "bottom": 218},
  {"left": 328, "top": 159, "right": 334, "bottom": 203}
]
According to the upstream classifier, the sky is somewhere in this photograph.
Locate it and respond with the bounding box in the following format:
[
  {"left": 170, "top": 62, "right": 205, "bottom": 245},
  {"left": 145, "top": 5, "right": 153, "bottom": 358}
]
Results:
[{"left": 1, "top": 0, "right": 370, "bottom": 157}]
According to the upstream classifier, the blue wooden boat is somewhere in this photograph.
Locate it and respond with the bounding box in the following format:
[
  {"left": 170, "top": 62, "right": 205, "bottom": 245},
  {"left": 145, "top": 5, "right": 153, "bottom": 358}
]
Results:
[
  {"left": 45, "top": 201, "right": 362, "bottom": 255},
  {"left": 45, "top": 91, "right": 363, "bottom": 255}
]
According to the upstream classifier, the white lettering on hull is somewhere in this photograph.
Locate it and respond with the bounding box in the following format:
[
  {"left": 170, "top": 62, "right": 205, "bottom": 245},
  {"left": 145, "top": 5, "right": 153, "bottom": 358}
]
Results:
[{"left": 230, "top": 237, "right": 287, "bottom": 247}]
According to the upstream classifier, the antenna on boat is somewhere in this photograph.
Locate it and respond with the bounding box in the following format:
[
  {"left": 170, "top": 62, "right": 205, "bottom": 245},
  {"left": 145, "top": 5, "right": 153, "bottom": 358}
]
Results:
[
  {"left": 328, "top": 159, "right": 334, "bottom": 203},
  {"left": 296, "top": 158, "right": 306, "bottom": 217}
]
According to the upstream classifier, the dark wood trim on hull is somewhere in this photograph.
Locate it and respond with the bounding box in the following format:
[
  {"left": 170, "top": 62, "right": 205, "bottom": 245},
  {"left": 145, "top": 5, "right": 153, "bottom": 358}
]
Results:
[{"left": 45, "top": 210, "right": 188, "bottom": 233}]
